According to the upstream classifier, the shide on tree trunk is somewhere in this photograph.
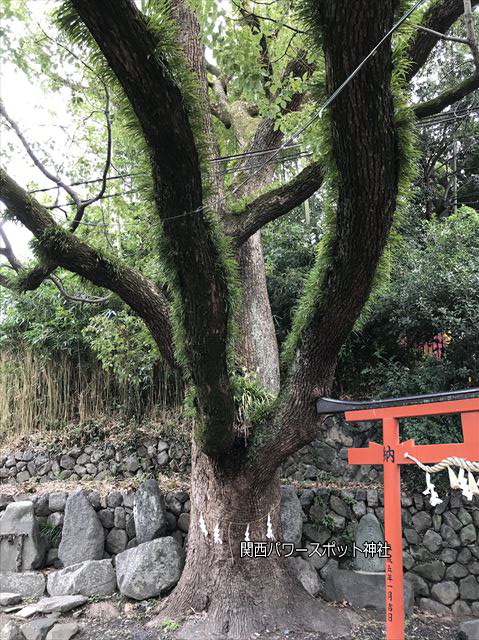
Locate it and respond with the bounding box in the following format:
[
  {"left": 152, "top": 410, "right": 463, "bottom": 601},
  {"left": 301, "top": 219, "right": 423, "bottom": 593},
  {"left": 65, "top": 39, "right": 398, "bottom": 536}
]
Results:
[{"left": 1, "top": 0, "right": 478, "bottom": 638}]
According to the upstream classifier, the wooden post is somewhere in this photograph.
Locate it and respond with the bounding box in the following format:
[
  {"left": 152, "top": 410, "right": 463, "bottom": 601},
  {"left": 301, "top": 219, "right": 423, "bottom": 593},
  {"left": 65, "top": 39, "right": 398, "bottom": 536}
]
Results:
[{"left": 383, "top": 416, "right": 405, "bottom": 640}]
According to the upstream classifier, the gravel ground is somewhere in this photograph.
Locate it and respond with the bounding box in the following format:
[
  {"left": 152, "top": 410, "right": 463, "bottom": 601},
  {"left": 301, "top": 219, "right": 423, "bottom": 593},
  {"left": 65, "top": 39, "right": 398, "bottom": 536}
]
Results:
[{"left": 0, "top": 604, "right": 468, "bottom": 640}]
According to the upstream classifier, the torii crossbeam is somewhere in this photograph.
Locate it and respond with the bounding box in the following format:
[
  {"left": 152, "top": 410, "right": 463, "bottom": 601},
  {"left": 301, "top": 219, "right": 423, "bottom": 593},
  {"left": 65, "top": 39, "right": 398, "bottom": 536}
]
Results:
[{"left": 317, "top": 389, "right": 479, "bottom": 640}]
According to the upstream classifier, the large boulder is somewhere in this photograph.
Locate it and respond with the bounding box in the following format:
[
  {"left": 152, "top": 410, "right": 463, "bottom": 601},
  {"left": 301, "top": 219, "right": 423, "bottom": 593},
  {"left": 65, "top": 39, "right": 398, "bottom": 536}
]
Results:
[
  {"left": 352, "top": 513, "right": 385, "bottom": 573},
  {"left": 0, "top": 572, "right": 45, "bottom": 598},
  {"left": 324, "top": 569, "right": 414, "bottom": 615},
  {"left": 280, "top": 486, "right": 303, "bottom": 547},
  {"left": 459, "top": 620, "right": 479, "bottom": 640},
  {"left": 0, "top": 501, "right": 45, "bottom": 571},
  {"left": 287, "top": 556, "right": 320, "bottom": 596},
  {"left": 133, "top": 480, "right": 167, "bottom": 544},
  {"left": 115, "top": 537, "right": 184, "bottom": 600},
  {"left": 58, "top": 491, "right": 104, "bottom": 567},
  {"left": 47, "top": 559, "right": 117, "bottom": 597}
]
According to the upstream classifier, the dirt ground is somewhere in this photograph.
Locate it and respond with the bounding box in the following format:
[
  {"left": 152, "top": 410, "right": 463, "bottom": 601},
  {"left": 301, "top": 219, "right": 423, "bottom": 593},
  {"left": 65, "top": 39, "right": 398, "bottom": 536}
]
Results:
[{"left": 0, "top": 599, "right": 469, "bottom": 640}]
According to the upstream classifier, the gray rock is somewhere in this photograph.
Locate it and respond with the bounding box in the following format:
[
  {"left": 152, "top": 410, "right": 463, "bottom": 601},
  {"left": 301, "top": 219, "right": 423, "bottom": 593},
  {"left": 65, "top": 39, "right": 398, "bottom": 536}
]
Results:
[
  {"left": 442, "top": 511, "right": 462, "bottom": 531},
  {"left": 329, "top": 495, "right": 350, "bottom": 518},
  {"left": 280, "top": 486, "right": 303, "bottom": 547},
  {"left": 177, "top": 513, "right": 190, "bottom": 533},
  {"left": 105, "top": 529, "right": 128, "bottom": 555},
  {"left": 300, "top": 541, "right": 329, "bottom": 571},
  {"left": 21, "top": 616, "right": 58, "bottom": 640},
  {"left": 352, "top": 513, "right": 384, "bottom": 572},
  {"left": 0, "top": 501, "right": 45, "bottom": 571},
  {"left": 366, "top": 490, "right": 378, "bottom": 508},
  {"left": 418, "top": 597, "right": 451, "bottom": 615},
  {"left": 48, "top": 492, "right": 67, "bottom": 513},
  {"left": 422, "top": 529, "right": 442, "bottom": 553},
  {"left": 324, "top": 569, "right": 414, "bottom": 614},
  {"left": 133, "top": 480, "right": 167, "bottom": 544},
  {"left": 115, "top": 537, "right": 184, "bottom": 600},
  {"left": 45, "top": 623, "right": 79, "bottom": 640},
  {"left": 0, "top": 621, "right": 23, "bottom": 640},
  {"left": 47, "top": 513, "right": 63, "bottom": 528},
  {"left": 303, "top": 524, "right": 330, "bottom": 545},
  {"left": 47, "top": 559, "right": 116, "bottom": 597},
  {"left": 457, "top": 548, "right": 472, "bottom": 564},
  {"left": 412, "top": 511, "right": 432, "bottom": 534},
  {"left": 113, "top": 507, "right": 126, "bottom": 529},
  {"left": 459, "top": 620, "right": 479, "bottom": 640},
  {"left": 440, "top": 548, "right": 457, "bottom": 564},
  {"left": 35, "top": 595, "right": 87, "bottom": 613},
  {"left": 97, "top": 509, "right": 114, "bottom": 529},
  {"left": 405, "top": 573, "right": 429, "bottom": 597},
  {"left": 460, "top": 523, "right": 477, "bottom": 545},
  {"left": 287, "top": 556, "right": 320, "bottom": 596},
  {"left": 58, "top": 490, "right": 104, "bottom": 567},
  {"left": 157, "top": 451, "right": 169, "bottom": 466},
  {"left": 430, "top": 581, "right": 458, "bottom": 606},
  {"left": 440, "top": 524, "right": 461, "bottom": 547},
  {"left": 125, "top": 455, "right": 140, "bottom": 473},
  {"left": 0, "top": 593, "right": 21, "bottom": 606},
  {"left": 459, "top": 575, "right": 479, "bottom": 601},
  {"left": 0, "top": 572, "right": 45, "bottom": 597},
  {"left": 414, "top": 561, "right": 446, "bottom": 582},
  {"left": 16, "top": 471, "right": 30, "bottom": 484},
  {"left": 59, "top": 456, "right": 75, "bottom": 471},
  {"left": 445, "top": 563, "right": 468, "bottom": 579},
  {"left": 451, "top": 600, "right": 471, "bottom": 615},
  {"left": 106, "top": 492, "right": 122, "bottom": 508}
]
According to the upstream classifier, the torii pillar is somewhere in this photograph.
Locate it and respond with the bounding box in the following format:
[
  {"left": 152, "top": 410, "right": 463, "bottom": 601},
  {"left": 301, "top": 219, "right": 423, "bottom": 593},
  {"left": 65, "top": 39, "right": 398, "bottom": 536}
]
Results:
[{"left": 346, "top": 397, "right": 479, "bottom": 640}]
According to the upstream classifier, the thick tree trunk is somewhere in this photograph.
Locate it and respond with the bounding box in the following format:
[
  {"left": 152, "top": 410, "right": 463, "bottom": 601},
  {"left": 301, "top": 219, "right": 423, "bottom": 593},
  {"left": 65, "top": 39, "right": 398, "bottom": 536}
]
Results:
[
  {"left": 237, "top": 232, "right": 280, "bottom": 393},
  {"left": 150, "top": 442, "right": 356, "bottom": 639}
]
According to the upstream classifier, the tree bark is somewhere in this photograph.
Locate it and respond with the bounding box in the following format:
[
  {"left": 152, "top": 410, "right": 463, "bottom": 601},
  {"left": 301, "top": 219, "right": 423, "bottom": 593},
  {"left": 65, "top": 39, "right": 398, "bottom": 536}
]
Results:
[
  {"left": 237, "top": 231, "right": 280, "bottom": 393},
  {"left": 150, "top": 442, "right": 356, "bottom": 639}
]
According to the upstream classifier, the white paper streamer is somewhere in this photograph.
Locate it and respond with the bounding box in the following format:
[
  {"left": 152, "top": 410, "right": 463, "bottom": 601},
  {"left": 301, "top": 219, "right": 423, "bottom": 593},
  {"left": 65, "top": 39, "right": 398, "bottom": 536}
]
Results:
[
  {"left": 422, "top": 472, "right": 443, "bottom": 507},
  {"left": 266, "top": 513, "right": 275, "bottom": 540},
  {"left": 213, "top": 523, "right": 222, "bottom": 545},
  {"left": 199, "top": 513, "right": 209, "bottom": 538},
  {"left": 458, "top": 468, "right": 473, "bottom": 500},
  {"left": 244, "top": 524, "right": 250, "bottom": 542}
]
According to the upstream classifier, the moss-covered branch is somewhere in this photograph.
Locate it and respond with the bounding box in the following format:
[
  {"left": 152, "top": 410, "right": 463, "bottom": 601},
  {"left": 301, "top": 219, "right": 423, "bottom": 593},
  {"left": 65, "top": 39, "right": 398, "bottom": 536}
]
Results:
[
  {"left": 0, "top": 168, "right": 177, "bottom": 368},
  {"left": 228, "top": 161, "right": 325, "bottom": 247},
  {"left": 414, "top": 72, "right": 479, "bottom": 119}
]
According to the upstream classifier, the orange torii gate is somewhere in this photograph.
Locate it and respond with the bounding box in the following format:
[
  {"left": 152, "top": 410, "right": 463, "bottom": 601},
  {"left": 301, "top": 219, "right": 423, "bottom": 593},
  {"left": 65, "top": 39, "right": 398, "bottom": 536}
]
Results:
[{"left": 317, "top": 389, "right": 479, "bottom": 640}]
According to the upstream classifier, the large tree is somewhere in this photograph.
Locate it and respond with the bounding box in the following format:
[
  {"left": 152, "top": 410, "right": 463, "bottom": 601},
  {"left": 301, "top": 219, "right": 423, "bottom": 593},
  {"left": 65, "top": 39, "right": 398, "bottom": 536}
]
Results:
[{"left": 1, "top": 0, "right": 478, "bottom": 637}]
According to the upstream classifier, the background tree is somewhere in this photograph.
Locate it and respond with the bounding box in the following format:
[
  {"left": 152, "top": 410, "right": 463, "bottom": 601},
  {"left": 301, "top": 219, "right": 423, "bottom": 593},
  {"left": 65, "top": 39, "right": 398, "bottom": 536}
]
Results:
[{"left": 1, "top": 0, "right": 478, "bottom": 637}]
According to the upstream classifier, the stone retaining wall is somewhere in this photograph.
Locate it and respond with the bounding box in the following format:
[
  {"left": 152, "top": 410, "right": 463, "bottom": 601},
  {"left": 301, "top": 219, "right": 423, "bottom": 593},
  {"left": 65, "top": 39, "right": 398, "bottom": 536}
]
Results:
[
  {"left": 0, "top": 416, "right": 380, "bottom": 486},
  {"left": 0, "top": 438, "right": 190, "bottom": 485},
  {"left": 1, "top": 483, "right": 477, "bottom": 614}
]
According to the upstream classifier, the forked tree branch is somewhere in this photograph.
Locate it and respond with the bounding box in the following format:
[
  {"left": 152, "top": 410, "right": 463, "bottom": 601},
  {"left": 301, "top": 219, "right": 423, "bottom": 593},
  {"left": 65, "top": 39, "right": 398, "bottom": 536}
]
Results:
[
  {"left": 0, "top": 168, "right": 177, "bottom": 367},
  {"left": 229, "top": 160, "right": 325, "bottom": 247}
]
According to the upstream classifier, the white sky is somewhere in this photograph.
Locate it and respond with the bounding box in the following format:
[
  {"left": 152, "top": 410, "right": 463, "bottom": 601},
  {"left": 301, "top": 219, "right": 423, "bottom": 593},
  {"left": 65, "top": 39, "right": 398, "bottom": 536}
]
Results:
[{"left": 0, "top": 1, "right": 89, "bottom": 262}]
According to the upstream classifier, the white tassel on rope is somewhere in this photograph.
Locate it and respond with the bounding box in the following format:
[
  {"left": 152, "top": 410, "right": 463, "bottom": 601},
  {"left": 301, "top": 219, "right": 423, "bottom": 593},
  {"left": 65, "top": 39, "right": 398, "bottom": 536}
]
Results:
[
  {"left": 213, "top": 523, "right": 222, "bottom": 545},
  {"left": 458, "top": 468, "right": 473, "bottom": 501},
  {"left": 422, "top": 472, "right": 443, "bottom": 507},
  {"left": 447, "top": 466, "right": 460, "bottom": 490},
  {"left": 468, "top": 471, "right": 479, "bottom": 496},
  {"left": 199, "top": 513, "right": 209, "bottom": 539},
  {"left": 266, "top": 513, "right": 275, "bottom": 541},
  {"left": 244, "top": 524, "right": 250, "bottom": 542}
]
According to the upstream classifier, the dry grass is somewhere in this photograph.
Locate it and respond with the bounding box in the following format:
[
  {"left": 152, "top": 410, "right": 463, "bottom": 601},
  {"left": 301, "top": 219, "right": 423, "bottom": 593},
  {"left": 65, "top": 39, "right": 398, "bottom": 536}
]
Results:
[{"left": 0, "top": 349, "right": 184, "bottom": 443}]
